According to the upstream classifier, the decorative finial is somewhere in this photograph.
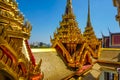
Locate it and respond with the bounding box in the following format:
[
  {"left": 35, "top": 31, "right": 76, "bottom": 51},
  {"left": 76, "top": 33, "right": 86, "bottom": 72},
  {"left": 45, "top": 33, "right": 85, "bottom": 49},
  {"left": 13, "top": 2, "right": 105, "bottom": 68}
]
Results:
[
  {"left": 101, "top": 32, "right": 104, "bottom": 37},
  {"left": 67, "top": 0, "right": 72, "bottom": 4},
  {"left": 65, "top": 0, "right": 73, "bottom": 14},
  {"left": 86, "top": 0, "right": 92, "bottom": 27},
  {"left": 108, "top": 27, "right": 111, "bottom": 34}
]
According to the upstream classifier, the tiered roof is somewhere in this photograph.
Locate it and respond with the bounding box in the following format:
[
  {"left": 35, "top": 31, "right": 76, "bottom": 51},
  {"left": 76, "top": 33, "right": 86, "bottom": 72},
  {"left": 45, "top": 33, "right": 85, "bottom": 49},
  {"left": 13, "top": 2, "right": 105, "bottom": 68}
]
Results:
[
  {"left": 0, "top": 0, "right": 43, "bottom": 79},
  {"left": 51, "top": 0, "right": 83, "bottom": 44},
  {"left": 83, "top": 0, "right": 100, "bottom": 50}
]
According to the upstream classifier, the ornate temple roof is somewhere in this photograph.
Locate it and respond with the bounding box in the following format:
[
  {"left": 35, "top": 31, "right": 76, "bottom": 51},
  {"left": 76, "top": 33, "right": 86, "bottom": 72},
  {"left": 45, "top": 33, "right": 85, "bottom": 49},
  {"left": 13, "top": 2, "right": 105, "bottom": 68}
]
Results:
[
  {"left": 51, "top": 0, "right": 83, "bottom": 45},
  {"left": 83, "top": 0, "right": 96, "bottom": 40},
  {"left": 99, "top": 48, "right": 120, "bottom": 62},
  {"left": 0, "top": 0, "right": 43, "bottom": 79},
  {"left": 31, "top": 0, "right": 120, "bottom": 79},
  {"left": 83, "top": 0, "right": 100, "bottom": 51},
  {"left": 33, "top": 50, "right": 74, "bottom": 80},
  {"left": 0, "top": 0, "right": 32, "bottom": 38}
]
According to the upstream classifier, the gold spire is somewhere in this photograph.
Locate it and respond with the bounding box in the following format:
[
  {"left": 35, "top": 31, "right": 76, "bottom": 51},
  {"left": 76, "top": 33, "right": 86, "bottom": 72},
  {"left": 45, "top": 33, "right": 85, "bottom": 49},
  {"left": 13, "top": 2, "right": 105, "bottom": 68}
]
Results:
[
  {"left": 86, "top": 0, "right": 92, "bottom": 27},
  {"left": 51, "top": 0, "right": 82, "bottom": 48},
  {"left": 83, "top": 0, "right": 97, "bottom": 41},
  {"left": 65, "top": 0, "right": 73, "bottom": 14},
  {"left": 84, "top": 0, "right": 94, "bottom": 38},
  {"left": 83, "top": 0, "right": 101, "bottom": 53}
]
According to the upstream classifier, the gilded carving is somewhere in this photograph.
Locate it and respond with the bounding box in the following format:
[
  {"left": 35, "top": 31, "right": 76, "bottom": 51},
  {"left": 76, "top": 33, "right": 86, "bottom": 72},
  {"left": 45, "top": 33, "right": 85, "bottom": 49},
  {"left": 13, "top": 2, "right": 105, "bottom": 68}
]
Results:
[
  {"left": 0, "top": 0, "right": 43, "bottom": 79},
  {"left": 1, "top": 54, "right": 7, "bottom": 63},
  {"left": 51, "top": 0, "right": 100, "bottom": 69},
  {"left": 11, "top": 63, "right": 15, "bottom": 71},
  {"left": 6, "top": 58, "right": 11, "bottom": 67},
  {"left": 0, "top": 49, "right": 3, "bottom": 59}
]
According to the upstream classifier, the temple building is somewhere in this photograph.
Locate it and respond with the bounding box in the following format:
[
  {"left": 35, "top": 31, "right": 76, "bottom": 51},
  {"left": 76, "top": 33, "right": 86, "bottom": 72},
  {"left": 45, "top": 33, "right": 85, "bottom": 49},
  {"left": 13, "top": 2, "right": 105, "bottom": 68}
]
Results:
[
  {"left": 1, "top": 0, "right": 119, "bottom": 80},
  {"left": 0, "top": 0, "right": 43, "bottom": 80},
  {"left": 102, "top": 32, "right": 120, "bottom": 48},
  {"left": 49, "top": 0, "right": 120, "bottom": 79}
]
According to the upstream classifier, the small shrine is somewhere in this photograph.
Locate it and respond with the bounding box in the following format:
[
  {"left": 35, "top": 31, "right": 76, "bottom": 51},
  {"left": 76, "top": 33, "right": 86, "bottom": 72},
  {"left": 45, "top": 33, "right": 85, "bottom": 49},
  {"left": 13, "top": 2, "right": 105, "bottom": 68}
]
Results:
[{"left": 51, "top": 0, "right": 101, "bottom": 69}]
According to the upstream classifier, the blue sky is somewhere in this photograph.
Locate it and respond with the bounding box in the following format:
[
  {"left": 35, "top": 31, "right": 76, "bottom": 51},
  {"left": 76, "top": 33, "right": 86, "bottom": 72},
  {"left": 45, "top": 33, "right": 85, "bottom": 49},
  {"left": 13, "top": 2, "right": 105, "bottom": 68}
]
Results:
[{"left": 16, "top": 0, "right": 120, "bottom": 44}]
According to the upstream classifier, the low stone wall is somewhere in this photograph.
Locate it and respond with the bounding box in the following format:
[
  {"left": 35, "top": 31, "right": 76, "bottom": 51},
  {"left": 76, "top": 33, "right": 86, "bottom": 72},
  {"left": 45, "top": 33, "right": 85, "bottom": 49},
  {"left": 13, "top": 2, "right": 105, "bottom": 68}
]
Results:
[{"left": 31, "top": 48, "right": 56, "bottom": 53}]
